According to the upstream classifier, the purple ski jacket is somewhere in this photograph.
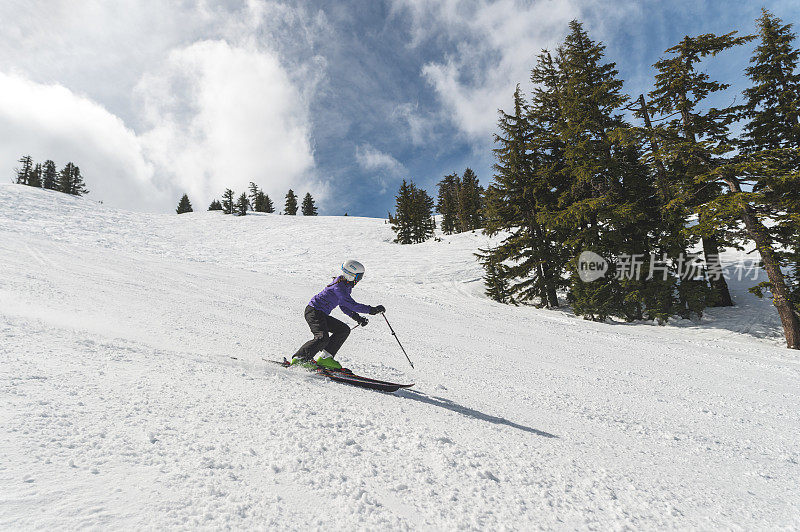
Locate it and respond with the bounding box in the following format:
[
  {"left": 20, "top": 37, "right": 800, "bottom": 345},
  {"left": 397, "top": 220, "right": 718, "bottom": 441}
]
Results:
[{"left": 309, "top": 277, "right": 372, "bottom": 319}]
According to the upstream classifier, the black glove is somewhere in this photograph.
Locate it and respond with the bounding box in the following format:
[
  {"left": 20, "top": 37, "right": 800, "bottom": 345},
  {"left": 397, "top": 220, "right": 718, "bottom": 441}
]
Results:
[
  {"left": 355, "top": 315, "right": 369, "bottom": 327},
  {"left": 369, "top": 305, "right": 386, "bottom": 315}
]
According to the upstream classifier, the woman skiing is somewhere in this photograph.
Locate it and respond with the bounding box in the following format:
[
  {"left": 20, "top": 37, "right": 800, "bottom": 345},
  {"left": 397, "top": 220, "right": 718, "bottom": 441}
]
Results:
[{"left": 291, "top": 260, "right": 385, "bottom": 369}]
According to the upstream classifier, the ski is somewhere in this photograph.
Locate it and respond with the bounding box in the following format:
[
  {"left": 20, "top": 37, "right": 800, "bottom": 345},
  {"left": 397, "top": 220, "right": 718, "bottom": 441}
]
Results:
[
  {"left": 320, "top": 369, "right": 414, "bottom": 392},
  {"left": 264, "top": 358, "right": 413, "bottom": 393}
]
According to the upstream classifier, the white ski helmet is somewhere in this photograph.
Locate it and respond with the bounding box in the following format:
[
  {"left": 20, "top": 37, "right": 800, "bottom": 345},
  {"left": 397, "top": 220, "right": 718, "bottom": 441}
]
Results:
[{"left": 341, "top": 259, "right": 365, "bottom": 283}]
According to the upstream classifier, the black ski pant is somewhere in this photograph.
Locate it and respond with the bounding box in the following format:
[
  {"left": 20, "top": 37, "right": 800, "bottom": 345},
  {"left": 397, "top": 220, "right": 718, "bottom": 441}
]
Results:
[{"left": 293, "top": 305, "right": 350, "bottom": 360}]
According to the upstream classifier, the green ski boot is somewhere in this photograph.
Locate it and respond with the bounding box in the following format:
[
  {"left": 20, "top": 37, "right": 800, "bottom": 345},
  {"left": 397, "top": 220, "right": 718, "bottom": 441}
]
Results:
[
  {"left": 290, "top": 356, "right": 317, "bottom": 369},
  {"left": 315, "top": 354, "right": 342, "bottom": 370}
]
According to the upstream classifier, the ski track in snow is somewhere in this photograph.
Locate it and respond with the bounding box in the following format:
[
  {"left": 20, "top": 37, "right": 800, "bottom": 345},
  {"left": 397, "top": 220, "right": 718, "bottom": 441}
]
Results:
[{"left": 1, "top": 184, "right": 799, "bottom": 530}]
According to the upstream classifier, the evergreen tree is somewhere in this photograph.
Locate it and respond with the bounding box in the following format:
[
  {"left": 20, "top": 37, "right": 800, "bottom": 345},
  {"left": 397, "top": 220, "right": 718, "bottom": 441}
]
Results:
[
  {"left": 480, "top": 183, "right": 505, "bottom": 234},
  {"left": 28, "top": 163, "right": 42, "bottom": 188},
  {"left": 57, "top": 163, "right": 88, "bottom": 195},
  {"left": 481, "top": 24, "right": 680, "bottom": 318},
  {"left": 222, "top": 189, "right": 235, "bottom": 214},
  {"left": 527, "top": 49, "right": 573, "bottom": 308},
  {"left": 741, "top": 9, "right": 800, "bottom": 323},
  {"left": 247, "top": 182, "right": 275, "bottom": 213},
  {"left": 742, "top": 10, "right": 800, "bottom": 153},
  {"left": 57, "top": 163, "right": 73, "bottom": 194},
  {"left": 284, "top": 189, "right": 298, "bottom": 215},
  {"left": 176, "top": 194, "right": 193, "bottom": 214},
  {"left": 42, "top": 160, "right": 58, "bottom": 190},
  {"left": 248, "top": 182, "right": 259, "bottom": 210},
  {"left": 437, "top": 169, "right": 483, "bottom": 233},
  {"left": 15, "top": 155, "right": 33, "bottom": 185},
  {"left": 235, "top": 193, "right": 249, "bottom": 216},
  {"left": 253, "top": 191, "right": 273, "bottom": 213},
  {"left": 699, "top": 10, "right": 800, "bottom": 349},
  {"left": 436, "top": 173, "right": 460, "bottom": 234},
  {"left": 484, "top": 83, "right": 562, "bottom": 308},
  {"left": 624, "top": 91, "right": 700, "bottom": 319},
  {"left": 390, "top": 180, "right": 434, "bottom": 244},
  {"left": 649, "top": 32, "right": 754, "bottom": 308},
  {"left": 390, "top": 180, "right": 415, "bottom": 244},
  {"left": 71, "top": 166, "right": 88, "bottom": 196},
  {"left": 411, "top": 187, "right": 435, "bottom": 243},
  {"left": 458, "top": 168, "right": 484, "bottom": 231},
  {"left": 301, "top": 192, "right": 318, "bottom": 215},
  {"left": 476, "top": 249, "right": 513, "bottom": 303},
  {"left": 208, "top": 199, "right": 223, "bottom": 211},
  {"left": 552, "top": 21, "right": 664, "bottom": 320}
]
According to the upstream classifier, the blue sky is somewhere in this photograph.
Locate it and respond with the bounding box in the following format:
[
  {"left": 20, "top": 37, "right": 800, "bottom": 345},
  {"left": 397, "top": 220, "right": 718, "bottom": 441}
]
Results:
[{"left": 1, "top": 0, "right": 798, "bottom": 216}]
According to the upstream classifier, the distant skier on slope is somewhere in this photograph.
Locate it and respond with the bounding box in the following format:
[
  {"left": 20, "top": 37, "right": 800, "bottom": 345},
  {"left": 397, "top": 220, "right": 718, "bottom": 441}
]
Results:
[{"left": 291, "top": 259, "right": 385, "bottom": 370}]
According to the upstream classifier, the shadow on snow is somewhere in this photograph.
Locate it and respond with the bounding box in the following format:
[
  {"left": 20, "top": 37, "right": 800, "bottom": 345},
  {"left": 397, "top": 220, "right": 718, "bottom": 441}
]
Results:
[{"left": 396, "top": 390, "right": 557, "bottom": 439}]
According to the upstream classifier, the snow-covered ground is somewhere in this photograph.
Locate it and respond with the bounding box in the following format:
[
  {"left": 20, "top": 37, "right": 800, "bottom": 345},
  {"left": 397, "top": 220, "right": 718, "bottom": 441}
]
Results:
[{"left": 1, "top": 183, "right": 798, "bottom": 530}]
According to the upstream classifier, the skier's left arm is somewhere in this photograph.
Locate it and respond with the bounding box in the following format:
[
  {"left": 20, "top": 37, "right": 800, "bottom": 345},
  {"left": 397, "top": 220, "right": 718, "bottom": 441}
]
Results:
[{"left": 336, "top": 285, "right": 372, "bottom": 319}]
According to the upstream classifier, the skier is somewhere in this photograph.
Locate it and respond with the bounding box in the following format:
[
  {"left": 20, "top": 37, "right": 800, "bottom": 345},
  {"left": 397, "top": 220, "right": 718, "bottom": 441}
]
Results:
[{"left": 291, "top": 260, "right": 385, "bottom": 369}]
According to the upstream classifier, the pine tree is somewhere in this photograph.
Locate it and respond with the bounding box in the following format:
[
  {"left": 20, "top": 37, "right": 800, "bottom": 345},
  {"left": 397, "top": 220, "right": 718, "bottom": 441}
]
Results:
[
  {"left": 42, "top": 160, "right": 57, "bottom": 190},
  {"left": 436, "top": 173, "right": 460, "bottom": 234},
  {"left": 624, "top": 92, "right": 697, "bottom": 319},
  {"left": 176, "top": 194, "right": 193, "bottom": 214},
  {"left": 742, "top": 9, "right": 800, "bottom": 318},
  {"left": 58, "top": 163, "right": 73, "bottom": 193},
  {"left": 649, "top": 32, "right": 754, "bottom": 309},
  {"left": 15, "top": 155, "right": 33, "bottom": 185},
  {"left": 265, "top": 192, "right": 275, "bottom": 213},
  {"left": 284, "top": 189, "right": 298, "bottom": 215},
  {"left": 222, "top": 189, "right": 235, "bottom": 214},
  {"left": 28, "top": 163, "right": 42, "bottom": 188},
  {"left": 57, "top": 163, "right": 88, "bottom": 196},
  {"left": 480, "top": 184, "right": 504, "bottom": 234},
  {"left": 248, "top": 182, "right": 259, "bottom": 210},
  {"left": 552, "top": 21, "right": 665, "bottom": 320},
  {"left": 484, "top": 83, "right": 562, "bottom": 308},
  {"left": 390, "top": 180, "right": 415, "bottom": 244},
  {"left": 527, "top": 49, "right": 573, "bottom": 308},
  {"left": 208, "top": 199, "right": 223, "bottom": 211},
  {"left": 742, "top": 10, "right": 800, "bottom": 152},
  {"left": 70, "top": 166, "right": 88, "bottom": 196},
  {"left": 252, "top": 191, "right": 271, "bottom": 212},
  {"left": 390, "top": 180, "right": 434, "bottom": 244},
  {"left": 301, "top": 192, "right": 318, "bottom": 215},
  {"left": 476, "top": 249, "right": 513, "bottom": 303},
  {"left": 235, "top": 193, "right": 249, "bottom": 216},
  {"left": 411, "top": 186, "right": 435, "bottom": 243},
  {"left": 705, "top": 10, "right": 800, "bottom": 349},
  {"left": 436, "top": 169, "right": 484, "bottom": 233},
  {"left": 742, "top": 9, "right": 800, "bottom": 332},
  {"left": 458, "top": 168, "right": 484, "bottom": 231}
]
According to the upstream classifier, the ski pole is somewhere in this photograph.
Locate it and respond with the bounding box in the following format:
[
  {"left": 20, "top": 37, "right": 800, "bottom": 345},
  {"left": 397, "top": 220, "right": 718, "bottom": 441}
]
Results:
[{"left": 381, "top": 313, "right": 414, "bottom": 369}]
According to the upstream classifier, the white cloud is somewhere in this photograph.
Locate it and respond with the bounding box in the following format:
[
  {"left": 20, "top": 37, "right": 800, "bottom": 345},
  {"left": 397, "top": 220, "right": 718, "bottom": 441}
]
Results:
[
  {"left": 0, "top": 1, "right": 326, "bottom": 212},
  {"left": 355, "top": 144, "right": 407, "bottom": 194},
  {"left": 0, "top": 72, "right": 161, "bottom": 210},
  {"left": 392, "top": 0, "right": 606, "bottom": 143},
  {"left": 392, "top": 102, "right": 438, "bottom": 146},
  {"left": 355, "top": 144, "right": 406, "bottom": 175},
  {"left": 0, "top": 37, "right": 322, "bottom": 213},
  {"left": 0, "top": 1, "right": 215, "bottom": 127},
  {"left": 137, "top": 40, "right": 322, "bottom": 208}
]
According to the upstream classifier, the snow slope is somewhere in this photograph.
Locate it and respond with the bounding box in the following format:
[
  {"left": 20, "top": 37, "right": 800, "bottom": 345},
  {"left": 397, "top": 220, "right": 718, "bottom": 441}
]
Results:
[{"left": 2, "top": 183, "right": 799, "bottom": 530}]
